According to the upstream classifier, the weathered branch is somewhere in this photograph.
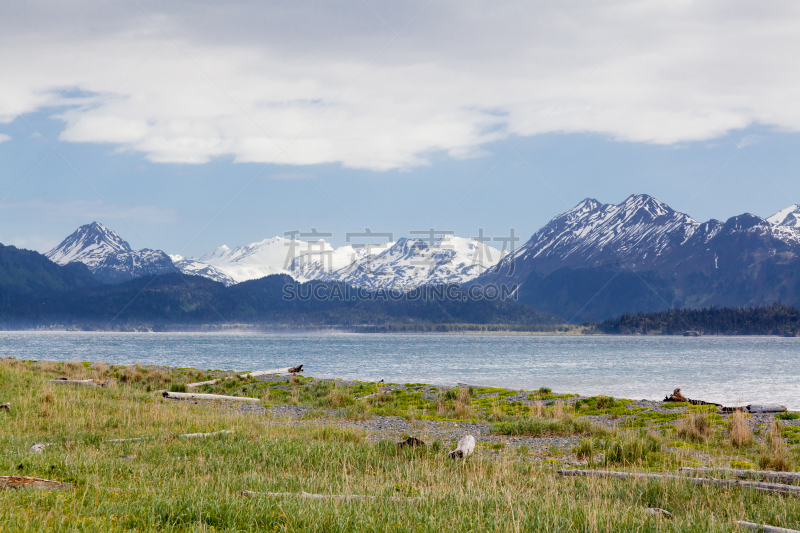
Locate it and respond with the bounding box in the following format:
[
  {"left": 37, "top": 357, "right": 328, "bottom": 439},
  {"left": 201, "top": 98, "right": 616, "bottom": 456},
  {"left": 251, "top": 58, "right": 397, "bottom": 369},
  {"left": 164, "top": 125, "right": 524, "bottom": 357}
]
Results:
[
  {"left": 50, "top": 378, "right": 105, "bottom": 387},
  {"left": 680, "top": 467, "right": 800, "bottom": 485},
  {"left": 556, "top": 470, "right": 800, "bottom": 496},
  {"left": 186, "top": 365, "right": 303, "bottom": 388},
  {"left": 240, "top": 490, "right": 423, "bottom": 503},
  {"left": 735, "top": 520, "right": 800, "bottom": 532},
  {"left": 161, "top": 391, "right": 259, "bottom": 402},
  {"left": 0, "top": 476, "right": 73, "bottom": 491}
]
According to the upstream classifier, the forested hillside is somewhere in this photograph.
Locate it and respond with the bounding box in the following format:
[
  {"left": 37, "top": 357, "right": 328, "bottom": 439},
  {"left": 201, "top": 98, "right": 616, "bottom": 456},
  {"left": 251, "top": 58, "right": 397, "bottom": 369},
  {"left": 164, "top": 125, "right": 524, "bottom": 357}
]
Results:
[{"left": 598, "top": 303, "right": 800, "bottom": 336}]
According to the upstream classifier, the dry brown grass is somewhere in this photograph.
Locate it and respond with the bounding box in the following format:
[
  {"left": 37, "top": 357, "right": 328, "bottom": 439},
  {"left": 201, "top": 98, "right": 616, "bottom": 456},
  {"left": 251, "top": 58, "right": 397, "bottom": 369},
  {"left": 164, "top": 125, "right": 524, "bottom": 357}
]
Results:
[
  {"left": 534, "top": 399, "right": 544, "bottom": 417},
  {"left": 553, "top": 401, "right": 565, "bottom": 420},
  {"left": 435, "top": 393, "right": 447, "bottom": 415},
  {"left": 677, "top": 412, "right": 711, "bottom": 442},
  {"left": 455, "top": 388, "right": 475, "bottom": 419},
  {"left": 728, "top": 410, "right": 752, "bottom": 447}
]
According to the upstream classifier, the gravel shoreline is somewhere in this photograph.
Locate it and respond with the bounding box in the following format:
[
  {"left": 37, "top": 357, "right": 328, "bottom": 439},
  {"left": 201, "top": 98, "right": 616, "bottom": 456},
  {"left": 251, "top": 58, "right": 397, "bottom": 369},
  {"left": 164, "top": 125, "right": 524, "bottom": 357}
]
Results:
[{"left": 164, "top": 374, "right": 799, "bottom": 467}]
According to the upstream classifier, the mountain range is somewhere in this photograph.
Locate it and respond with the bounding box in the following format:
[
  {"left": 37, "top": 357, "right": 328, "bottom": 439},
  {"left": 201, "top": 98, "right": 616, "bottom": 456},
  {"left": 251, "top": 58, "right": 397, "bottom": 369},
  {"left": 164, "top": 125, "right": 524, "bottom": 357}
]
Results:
[
  {"left": 482, "top": 195, "right": 800, "bottom": 320},
  {"left": 2, "top": 194, "right": 798, "bottom": 324}
]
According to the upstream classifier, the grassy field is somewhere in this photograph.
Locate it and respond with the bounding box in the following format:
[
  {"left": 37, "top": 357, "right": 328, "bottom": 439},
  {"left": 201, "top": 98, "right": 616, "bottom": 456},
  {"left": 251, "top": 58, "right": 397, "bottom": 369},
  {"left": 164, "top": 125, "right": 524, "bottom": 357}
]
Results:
[{"left": 1, "top": 358, "right": 800, "bottom": 532}]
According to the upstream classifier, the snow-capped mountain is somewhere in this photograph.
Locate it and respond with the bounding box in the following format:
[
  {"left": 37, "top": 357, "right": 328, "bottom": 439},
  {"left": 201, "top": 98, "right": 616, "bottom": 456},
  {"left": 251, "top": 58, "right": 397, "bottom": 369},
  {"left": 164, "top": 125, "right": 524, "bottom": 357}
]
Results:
[
  {"left": 46, "top": 222, "right": 130, "bottom": 268},
  {"left": 480, "top": 195, "right": 800, "bottom": 321},
  {"left": 169, "top": 255, "right": 237, "bottom": 287},
  {"left": 768, "top": 204, "right": 800, "bottom": 228},
  {"left": 767, "top": 205, "right": 800, "bottom": 246},
  {"left": 190, "top": 237, "right": 339, "bottom": 284},
  {"left": 487, "top": 194, "right": 700, "bottom": 280},
  {"left": 295, "top": 236, "right": 504, "bottom": 290},
  {"left": 46, "top": 222, "right": 178, "bottom": 284},
  {"left": 172, "top": 234, "right": 503, "bottom": 289}
]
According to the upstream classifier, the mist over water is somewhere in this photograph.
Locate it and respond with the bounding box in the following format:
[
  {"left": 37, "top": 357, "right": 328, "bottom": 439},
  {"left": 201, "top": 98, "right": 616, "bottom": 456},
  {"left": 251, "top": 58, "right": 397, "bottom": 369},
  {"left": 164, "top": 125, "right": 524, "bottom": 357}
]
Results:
[{"left": 2, "top": 332, "right": 798, "bottom": 409}]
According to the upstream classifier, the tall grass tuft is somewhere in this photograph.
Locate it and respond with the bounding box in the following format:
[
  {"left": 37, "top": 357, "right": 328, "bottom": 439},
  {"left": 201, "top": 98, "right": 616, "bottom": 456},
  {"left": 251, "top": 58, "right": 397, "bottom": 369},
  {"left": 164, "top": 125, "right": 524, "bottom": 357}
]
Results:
[
  {"left": 759, "top": 420, "right": 793, "bottom": 471},
  {"left": 553, "top": 401, "right": 564, "bottom": 419},
  {"left": 677, "top": 412, "right": 710, "bottom": 442},
  {"left": 455, "top": 388, "right": 475, "bottom": 419},
  {"left": 728, "top": 410, "right": 752, "bottom": 447}
]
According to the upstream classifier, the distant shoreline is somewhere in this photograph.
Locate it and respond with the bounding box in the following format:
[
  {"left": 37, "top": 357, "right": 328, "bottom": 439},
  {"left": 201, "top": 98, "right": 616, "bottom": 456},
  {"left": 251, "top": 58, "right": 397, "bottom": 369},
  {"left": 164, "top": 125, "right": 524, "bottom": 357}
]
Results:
[{"left": 0, "top": 326, "right": 798, "bottom": 337}]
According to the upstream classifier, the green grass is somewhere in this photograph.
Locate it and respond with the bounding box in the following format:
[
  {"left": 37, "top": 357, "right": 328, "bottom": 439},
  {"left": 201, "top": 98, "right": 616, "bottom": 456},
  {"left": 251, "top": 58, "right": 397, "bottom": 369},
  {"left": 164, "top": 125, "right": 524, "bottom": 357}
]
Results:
[
  {"left": 2, "top": 358, "right": 800, "bottom": 532},
  {"left": 493, "top": 415, "right": 600, "bottom": 437}
]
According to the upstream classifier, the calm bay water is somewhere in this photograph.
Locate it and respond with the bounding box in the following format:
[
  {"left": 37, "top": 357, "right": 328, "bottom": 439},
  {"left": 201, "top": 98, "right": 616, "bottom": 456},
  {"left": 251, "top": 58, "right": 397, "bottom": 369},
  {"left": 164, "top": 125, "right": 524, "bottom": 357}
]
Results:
[{"left": 1, "top": 332, "right": 798, "bottom": 409}]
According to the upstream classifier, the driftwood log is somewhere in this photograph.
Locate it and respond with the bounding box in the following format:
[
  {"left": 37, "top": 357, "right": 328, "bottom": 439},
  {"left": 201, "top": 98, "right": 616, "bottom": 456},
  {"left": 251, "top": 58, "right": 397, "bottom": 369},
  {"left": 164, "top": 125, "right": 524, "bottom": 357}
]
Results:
[
  {"left": 680, "top": 468, "right": 800, "bottom": 485},
  {"left": 557, "top": 470, "right": 800, "bottom": 496},
  {"left": 0, "top": 476, "right": 73, "bottom": 491},
  {"left": 663, "top": 388, "right": 787, "bottom": 413},
  {"left": 735, "top": 521, "right": 800, "bottom": 533},
  {"left": 644, "top": 508, "right": 674, "bottom": 519},
  {"left": 748, "top": 405, "right": 788, "bottom": 413},
  {"left": 449, "top": 435, "right": 476, "bottom": 459},
  {"left": 241, "top": 490, "right": 423, "bottom": 503},
  {"left": 179, "top": 430, "right": 233, "bottom": 438},
  {"left": 107, "top": 430, "right": 231, "bottom": 442},
  {"left": 161, "top": 391, "right": 259, "bottom": 402},
  {"left": 356, "top": 391, "right": 386, "bottom": 401},
  {"left": 29, "top": 443, "right": 54, "bottom": 453},
  {"left": 50, "top": 378, "right": 106, "bottom": 387},
  {"left": 663, "top": 388, "right": 721, "bottom": 407},
  {"left": 186, "top": 365, "right": 303, "bottom": 388}
]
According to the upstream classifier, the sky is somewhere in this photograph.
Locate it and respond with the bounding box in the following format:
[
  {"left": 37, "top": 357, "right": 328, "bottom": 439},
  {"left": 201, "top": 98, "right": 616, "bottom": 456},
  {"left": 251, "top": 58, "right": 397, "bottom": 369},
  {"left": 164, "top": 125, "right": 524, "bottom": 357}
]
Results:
[{"left": 0, "top": 0, "right": 799, "bottom": 256}]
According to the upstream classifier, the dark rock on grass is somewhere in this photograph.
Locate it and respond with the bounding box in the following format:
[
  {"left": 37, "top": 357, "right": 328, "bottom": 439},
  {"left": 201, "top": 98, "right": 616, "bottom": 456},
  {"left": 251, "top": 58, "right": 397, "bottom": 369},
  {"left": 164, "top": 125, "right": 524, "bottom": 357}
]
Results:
[{"left": 397, "top": 436, "right": 425, "bottom": 448}]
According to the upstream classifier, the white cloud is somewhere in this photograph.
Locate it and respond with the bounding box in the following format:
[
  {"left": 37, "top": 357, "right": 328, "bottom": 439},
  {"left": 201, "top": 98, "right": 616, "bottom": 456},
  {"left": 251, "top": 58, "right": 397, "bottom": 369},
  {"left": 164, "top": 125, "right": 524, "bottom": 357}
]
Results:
[
  {"left": 1, "top": 1, "right": 799, "bottom": 171},
  {"left": 0, "top": 133, "right": 10, "bottom": 143}
]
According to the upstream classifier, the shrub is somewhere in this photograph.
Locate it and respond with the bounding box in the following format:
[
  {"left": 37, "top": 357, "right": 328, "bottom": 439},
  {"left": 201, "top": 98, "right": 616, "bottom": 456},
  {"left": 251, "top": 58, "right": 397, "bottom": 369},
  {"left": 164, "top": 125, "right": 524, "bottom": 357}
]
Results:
[
  {"left": 595, "top": 395, "right": 615, "bottom": 410},
  {"left": 775, "top": 412, "right": 800, "bottom": 421},
  {"left": 169, "top": 383, "right": 187, "bottom": 393}
]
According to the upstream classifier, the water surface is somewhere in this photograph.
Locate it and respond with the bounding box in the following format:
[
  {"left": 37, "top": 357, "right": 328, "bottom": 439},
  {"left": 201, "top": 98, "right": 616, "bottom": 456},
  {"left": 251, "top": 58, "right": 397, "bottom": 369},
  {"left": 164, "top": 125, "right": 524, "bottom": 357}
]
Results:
[{"left": 1, "top": 332, "right": 798, "bottom": 409}]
